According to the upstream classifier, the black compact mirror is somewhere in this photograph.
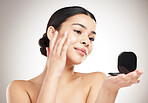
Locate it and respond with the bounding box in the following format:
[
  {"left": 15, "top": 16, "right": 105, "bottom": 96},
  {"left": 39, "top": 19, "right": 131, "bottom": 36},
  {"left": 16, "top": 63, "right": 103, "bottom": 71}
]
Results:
[{"left": 108, "top": 52, "right": 137, "bottom": 76}]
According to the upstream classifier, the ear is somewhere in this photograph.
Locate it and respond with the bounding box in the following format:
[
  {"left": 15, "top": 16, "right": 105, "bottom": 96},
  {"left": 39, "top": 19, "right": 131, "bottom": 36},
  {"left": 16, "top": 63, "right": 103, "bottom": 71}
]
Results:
[{"left": 47, "top": 26, "right": 56, "bottom": 40}]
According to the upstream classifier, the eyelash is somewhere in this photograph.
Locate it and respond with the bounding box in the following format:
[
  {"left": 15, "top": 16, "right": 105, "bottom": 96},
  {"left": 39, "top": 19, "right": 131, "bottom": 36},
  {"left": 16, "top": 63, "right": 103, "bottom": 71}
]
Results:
[
  {"left": 74, "top": 30, "right": 81, "bottom": 34},
  {"left": 89, "top": 37, "right": 95, "bottom": 41},
  {"left": 74, "top": 30, "right": 95, "bottom": 42}
]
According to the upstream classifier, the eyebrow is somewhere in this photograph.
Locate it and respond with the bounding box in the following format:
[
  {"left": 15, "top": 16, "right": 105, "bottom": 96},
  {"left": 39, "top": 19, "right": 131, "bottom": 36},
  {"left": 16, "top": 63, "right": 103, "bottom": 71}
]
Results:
[{"left": 71, "top": 23, "right": 96, "bottom": 35}]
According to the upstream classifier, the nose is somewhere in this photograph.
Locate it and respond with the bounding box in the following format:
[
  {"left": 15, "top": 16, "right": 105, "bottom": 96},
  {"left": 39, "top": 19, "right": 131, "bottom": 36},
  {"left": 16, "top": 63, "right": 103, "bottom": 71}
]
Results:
[
  {"left": 80, "top": 40, "right": 89, "bottom": 47},
  {"left": 80, "top": 33, "right": 90, "bottom": 47}
]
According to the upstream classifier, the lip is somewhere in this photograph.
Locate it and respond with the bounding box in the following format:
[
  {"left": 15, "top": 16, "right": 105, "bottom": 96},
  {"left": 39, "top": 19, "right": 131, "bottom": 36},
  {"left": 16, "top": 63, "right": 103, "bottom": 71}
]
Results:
[{"left": 74, "top": 47, "right": 88, "bottom": 56}]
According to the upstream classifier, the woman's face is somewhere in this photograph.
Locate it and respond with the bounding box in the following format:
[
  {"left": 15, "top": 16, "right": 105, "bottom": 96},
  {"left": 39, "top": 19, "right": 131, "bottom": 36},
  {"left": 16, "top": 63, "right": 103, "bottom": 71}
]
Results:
[{"left": 58, "top": 14, "right": 96, "bottom": 65}]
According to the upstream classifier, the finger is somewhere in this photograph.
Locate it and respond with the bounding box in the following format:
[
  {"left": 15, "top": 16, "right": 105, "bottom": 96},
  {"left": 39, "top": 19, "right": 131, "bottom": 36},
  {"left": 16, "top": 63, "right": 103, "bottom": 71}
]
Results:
[
  {"left": 129, "top": 69, "right": 144, "bottom": 80},
  {"left": 61, "top": 38, "right": 70, "bottom": 58},
  {"left": 125, "top": 69, "right": 143, "bottom": 85},
  {"left": 124, "top": 72, "right": 137, "bottom": 83},
  {"left": 135, "top": 69, "right": 144, "bottom": 77},
  {"left": 118, "top": 74, "right": 125, "bottom": 80},
  {"left": 132, "top": 69, "right": 144, "bottom": 81},
  {"left": 134, "top": 79, "right": 140, "bottom": 84},
  {"left": 56, "top": 31, "right": 68, "bottom": 56},
  {"left": 52, "top": 36, "right": 63, "bottom": 55},
  {"left": 129, "top": 71, "right": 138, "bottom": 84},
  {"left": 115, "top": 74, "right": 126, "bottom": 84},
  {"left": 50, "top": 31, "right": 58, "bottom": 52}
]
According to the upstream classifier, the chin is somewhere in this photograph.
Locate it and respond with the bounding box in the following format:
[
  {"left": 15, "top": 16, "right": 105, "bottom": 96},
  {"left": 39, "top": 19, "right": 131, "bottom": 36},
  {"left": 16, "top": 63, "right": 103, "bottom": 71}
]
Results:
[{"left": 67, "top": 55, "right": 86, "bottom": 65}]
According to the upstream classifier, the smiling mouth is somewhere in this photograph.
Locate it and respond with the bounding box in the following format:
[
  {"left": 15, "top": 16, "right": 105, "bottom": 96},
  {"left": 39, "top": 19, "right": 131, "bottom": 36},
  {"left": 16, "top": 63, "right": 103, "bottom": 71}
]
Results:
[{"left": 74, "top": 47, "right": 87, "bottom": 56}]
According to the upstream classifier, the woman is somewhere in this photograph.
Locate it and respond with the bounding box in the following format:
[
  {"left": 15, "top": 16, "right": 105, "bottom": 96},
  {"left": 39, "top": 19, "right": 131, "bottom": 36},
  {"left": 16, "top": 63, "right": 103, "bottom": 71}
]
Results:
[{"left": 6, "top": 6, "right": 143, "bottom": 103}]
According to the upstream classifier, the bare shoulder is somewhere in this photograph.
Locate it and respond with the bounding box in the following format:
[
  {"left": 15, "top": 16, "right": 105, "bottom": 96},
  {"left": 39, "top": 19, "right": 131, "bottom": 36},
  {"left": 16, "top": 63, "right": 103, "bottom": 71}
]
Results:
[
  {"left": 7, "top": 80, "right": 30, "bottom": 90},
  {"left": 7, "top": 80, "right": 26, "bottom": 90},
  {"left": 7, "top": 80, "right": 30, "bottom": 97},
  {"left": 84, "top": 72, "right": 106, "bottom": 81},
  {"left": 81, "top": 73, "right": 107, "bottom": 102},
  {"left": 74, "top": 72, "right": 106, "bottom": 84},
  {"left": 6, "top": 80, "right": 31, "bottom": 103}
]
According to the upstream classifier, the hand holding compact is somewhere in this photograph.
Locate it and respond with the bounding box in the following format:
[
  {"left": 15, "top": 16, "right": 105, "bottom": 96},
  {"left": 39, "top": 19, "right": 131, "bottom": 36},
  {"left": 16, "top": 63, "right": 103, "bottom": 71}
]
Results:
[
  {"left": 106, "top": 51, "right": 144, "bottom": 90},
  {"left": 104, "top": 69, "right": 143, "bottom": 91}
]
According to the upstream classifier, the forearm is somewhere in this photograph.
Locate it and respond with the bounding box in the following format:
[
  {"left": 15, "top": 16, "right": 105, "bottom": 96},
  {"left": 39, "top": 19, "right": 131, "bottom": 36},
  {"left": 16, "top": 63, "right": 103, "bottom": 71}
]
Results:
[
  {"left": 36, "top": 73, "right": 60, "bottom": 103},
  {"left": 95, "top": 86, "right": 119, "bottom": 103}
]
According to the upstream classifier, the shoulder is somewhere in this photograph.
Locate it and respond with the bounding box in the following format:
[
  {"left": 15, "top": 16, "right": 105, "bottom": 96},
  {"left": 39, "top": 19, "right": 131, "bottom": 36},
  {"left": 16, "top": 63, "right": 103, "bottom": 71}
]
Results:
[
  {"left": 88, "top": 72, "right": 106, "bottom": 78},
  {"left": 7, "top": 79, "right": 35, "bottom": 93},
  {"left": 7, "top": 80, "right": 27, "bottom": 90},
  {"left": 7, "top": 80, "right": 30, "bottom": 96},
  {"left": 75, "top": 72, "right": 106, "bottom": 85},
  {"left": 6, "top": 80, "right": 32, "bottom": 103},
  {"left": 83, "top": 72, "right": 107, "bottom": 103},
  {"left": 7, "top": 80, "right": 30, "bottom": 90},
  {"left": 84, "top": 72, "right": 107, "bottom": 88},
  {"left": 84, "top": 72, "right": 106, "bottom": 82}
]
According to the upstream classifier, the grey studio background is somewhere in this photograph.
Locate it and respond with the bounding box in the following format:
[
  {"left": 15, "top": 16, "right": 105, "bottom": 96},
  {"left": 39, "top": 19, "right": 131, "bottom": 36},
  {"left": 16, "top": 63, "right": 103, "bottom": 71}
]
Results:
[{"left": 0, "top": 0, "right": 148, "bottom": 103}]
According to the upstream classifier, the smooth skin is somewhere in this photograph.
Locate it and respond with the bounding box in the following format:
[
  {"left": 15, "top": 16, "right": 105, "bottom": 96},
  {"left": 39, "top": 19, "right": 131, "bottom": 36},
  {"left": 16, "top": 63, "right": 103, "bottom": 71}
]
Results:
[{"left": 6, "top": 14, "right": 144, "bottom": 103}]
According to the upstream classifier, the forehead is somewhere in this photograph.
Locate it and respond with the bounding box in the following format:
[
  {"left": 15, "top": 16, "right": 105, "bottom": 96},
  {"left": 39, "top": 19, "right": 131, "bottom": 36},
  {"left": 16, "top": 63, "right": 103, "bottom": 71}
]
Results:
[{"left": 61, "top": 14, "right": 96, "bottom": 30}]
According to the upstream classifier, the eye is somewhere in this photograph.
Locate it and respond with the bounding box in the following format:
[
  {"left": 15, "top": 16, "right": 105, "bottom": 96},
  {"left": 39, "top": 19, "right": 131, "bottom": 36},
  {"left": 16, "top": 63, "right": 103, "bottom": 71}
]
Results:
[
  {"left": 74, "top": 30, "right": 81, "bottom": 34},
  {"left": 89, "top": 37, "right": 95, "bottom": 41}
]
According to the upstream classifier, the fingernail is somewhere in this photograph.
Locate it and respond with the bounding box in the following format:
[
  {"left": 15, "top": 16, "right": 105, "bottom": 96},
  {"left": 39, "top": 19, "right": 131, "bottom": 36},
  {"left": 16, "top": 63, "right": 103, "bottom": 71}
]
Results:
[
  {"left": 55, "top": 31, "right": 58, "bottom": 35},
  {"left": 65, "top": 31, "right": 68, "bottom": 36},
  {"left": 68, "top": 38, "right": 70, "bottom": 42}
]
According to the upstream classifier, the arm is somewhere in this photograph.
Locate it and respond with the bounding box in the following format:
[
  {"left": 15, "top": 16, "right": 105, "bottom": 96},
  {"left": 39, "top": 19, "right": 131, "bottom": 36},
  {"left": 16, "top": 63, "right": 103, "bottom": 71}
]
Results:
[
  {"left": 35, "top": 75, "right": 60, "bottom": 103},
  {"left": 95, "top": 84, "right": 118, "bottom": 103},
  {"left": 35, "top": 31, "right": 70, "bottom": 103}
]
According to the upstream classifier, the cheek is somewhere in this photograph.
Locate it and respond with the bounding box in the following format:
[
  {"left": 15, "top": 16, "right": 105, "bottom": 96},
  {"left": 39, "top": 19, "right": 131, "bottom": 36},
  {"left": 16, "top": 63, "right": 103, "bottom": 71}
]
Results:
[
  {"left": 88, "top": 44, "right": 93, "bottom": 54},
  {"left": 68, "top": 32, "right": 79, "bottom": 43}
]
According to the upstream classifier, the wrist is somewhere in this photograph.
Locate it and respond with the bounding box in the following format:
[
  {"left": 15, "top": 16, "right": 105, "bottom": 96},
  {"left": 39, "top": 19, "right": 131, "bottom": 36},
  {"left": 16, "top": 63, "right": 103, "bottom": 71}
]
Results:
[
  {"left": 44, "top": 72, "right": 61, "bottom": 80},
  {"left": 103, "top": 86, "right": 119, "bottom": 95},
  {"left": 46, "top": 69, "right": 62, "bottom": 77},
  {"left": 102, "top": 82, "right": 119, "bottom": 93}
]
